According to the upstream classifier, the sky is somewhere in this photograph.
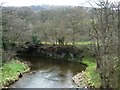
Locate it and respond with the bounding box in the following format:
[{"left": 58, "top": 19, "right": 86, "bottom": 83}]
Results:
[{"left": 0, "top": 0, "right": 119, "bottom": 7}]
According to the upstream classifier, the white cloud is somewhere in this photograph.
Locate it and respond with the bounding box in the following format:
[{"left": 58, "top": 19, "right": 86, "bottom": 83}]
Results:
[
  {"left": 0, "top": 0, "right": 119, "bottom": 6},
  {"left": 0, "top": 0, "right": 83, "bottom": 6}
]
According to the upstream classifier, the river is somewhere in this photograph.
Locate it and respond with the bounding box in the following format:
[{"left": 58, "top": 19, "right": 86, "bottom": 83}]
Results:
[{"left": 10, "top": 58, "right": 86, "bottom": 88}]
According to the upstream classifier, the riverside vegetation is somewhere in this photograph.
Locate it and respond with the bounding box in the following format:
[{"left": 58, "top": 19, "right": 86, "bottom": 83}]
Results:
[
  {"left": 72, "top": 57, "right": 101, "bottom": 88},
  {"left": 0, "top": 59, "right": 30, "bottom": 88}
]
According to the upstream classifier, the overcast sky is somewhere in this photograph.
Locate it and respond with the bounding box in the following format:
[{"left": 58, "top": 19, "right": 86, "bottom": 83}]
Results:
[{"left": 0, "top": 0, "right": 118, "bottom": 7}]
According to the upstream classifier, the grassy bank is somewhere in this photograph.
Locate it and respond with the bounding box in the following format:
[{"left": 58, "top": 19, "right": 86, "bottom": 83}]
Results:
[
  {"left": 41, "top": 41, "right": 93, "bottom": 45},
  {"left": 82, "top": 57, "right": 101, "bottom": 88},
  {"left": 0, "top": 59, "right": 30, "bottom": 88}
]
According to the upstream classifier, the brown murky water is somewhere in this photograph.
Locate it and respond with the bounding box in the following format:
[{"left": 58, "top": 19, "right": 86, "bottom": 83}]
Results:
[{"left": 10, "top": 58, "right": 86, "bottom": 88}]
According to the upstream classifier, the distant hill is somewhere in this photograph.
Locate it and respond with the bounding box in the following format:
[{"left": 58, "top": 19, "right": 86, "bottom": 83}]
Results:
[
  {"left": 3, "top": 5, "right": 92, "bottom": 12},
  {"left": 30, "top": 5, "right": 90, "bottom": 11},
  {"left": 31, "top": 5, "right": 51, "bottom": 11}
]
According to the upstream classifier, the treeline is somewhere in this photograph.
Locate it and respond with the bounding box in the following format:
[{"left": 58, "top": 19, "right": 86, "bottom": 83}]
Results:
[{"left": 2, "top": 6, "right": 91, "bottom": 47}]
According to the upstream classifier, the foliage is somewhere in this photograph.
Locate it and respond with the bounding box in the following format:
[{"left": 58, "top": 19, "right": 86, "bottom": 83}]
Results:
[
  {"left": 32, "top": 34, "right": 40, "bottom": 44},
  {"left": 2, "top": 6, "right": 90, "bottom": 48}
]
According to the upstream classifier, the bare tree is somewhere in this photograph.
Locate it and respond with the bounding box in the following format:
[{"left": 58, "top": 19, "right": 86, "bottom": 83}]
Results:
[
  {"left": 88, "top": 0, "right": 118, "bottom": 88},
  {"left": 118, "top": 1, "right": 120, "bottom": 89}
]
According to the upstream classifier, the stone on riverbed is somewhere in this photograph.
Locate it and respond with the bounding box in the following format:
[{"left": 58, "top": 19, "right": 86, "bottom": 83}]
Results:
[{"left": 72, "top": 71, "right": 89, "bottom": 88}]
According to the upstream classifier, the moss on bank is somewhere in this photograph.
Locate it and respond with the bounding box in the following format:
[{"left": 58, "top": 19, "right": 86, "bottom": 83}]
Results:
[
  {"left": 0, "top": 59, "right": 30, "bottom": 88},
  {"left": 82, "top": 57, "right": 101, "bottom": 88}
]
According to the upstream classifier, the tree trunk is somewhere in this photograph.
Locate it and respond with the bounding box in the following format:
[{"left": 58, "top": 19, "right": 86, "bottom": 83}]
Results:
[
  {"left": 118, "top": 1, "right": 120, "bottom": 90},
  {"left": 100, "top": 73, "right": 111, "bottom": 89}
]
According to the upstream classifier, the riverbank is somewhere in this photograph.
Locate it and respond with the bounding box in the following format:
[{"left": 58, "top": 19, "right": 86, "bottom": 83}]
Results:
[
  {"left": 0, "top": 59, "right": 30, "bottom": 89},
  {"left": 72, "top": 57, "right": 101, "bottom": 88},
  {"left": 17, "top": 44, "right": 84, "bottom": 61}
]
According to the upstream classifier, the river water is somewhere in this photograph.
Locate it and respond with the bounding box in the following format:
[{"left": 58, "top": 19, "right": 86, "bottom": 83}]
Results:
[{"left": 10, "top": 58, "right": 86, "bottom": 88}]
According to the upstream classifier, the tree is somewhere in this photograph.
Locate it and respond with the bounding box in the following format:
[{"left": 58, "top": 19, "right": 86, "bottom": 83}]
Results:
[
  {"left": 88, "top": 0, "right": 118, "bottom": 88},
  {"left": 118, "top": 1, "right": 120, "bottom": 89}
]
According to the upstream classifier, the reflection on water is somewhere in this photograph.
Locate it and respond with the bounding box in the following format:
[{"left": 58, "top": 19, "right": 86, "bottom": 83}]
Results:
[{"left": 10, "top": 58, "right": 86, "bottom": 88}]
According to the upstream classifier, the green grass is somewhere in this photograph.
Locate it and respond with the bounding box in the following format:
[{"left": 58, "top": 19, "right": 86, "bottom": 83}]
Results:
[
  {"left": 0, "top": 59, "right": 30, "bottom": 88},
  {"left": 74, "top": 41, "right": 94, "bottom": 45},
  {"left": 41, "top": 41, "right": 94, "bottom": 45},
  {"left": 82, "top": 57, "right": 101, "bottom": 88}
]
